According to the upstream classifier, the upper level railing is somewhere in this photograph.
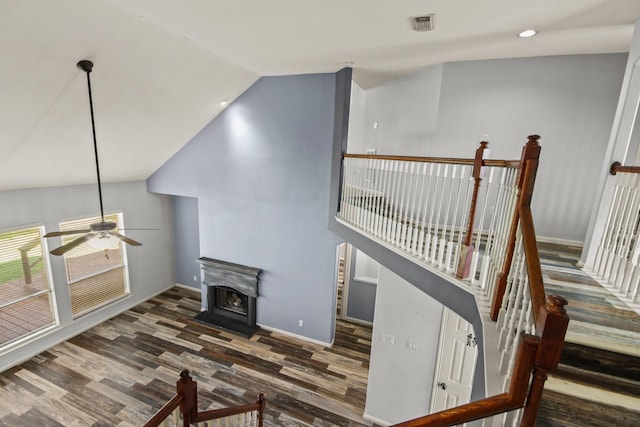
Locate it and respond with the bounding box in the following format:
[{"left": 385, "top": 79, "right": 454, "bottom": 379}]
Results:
[
  {"left": 144, "top": 370, "right": 265, "bottom": 427},
  {"left": 586, "top": 161, "right": 640, "bottom": 311},
  {"left": 338, "top": 135, "right": 569, "bottom": 426}
]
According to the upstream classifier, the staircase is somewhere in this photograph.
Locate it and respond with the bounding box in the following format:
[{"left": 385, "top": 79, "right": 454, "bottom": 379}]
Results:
[{"left": 535, "top": 242, "right": 640, "bottom": 427}]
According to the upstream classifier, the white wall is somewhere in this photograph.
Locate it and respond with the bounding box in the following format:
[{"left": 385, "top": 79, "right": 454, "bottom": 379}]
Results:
[
  {"left": 349, "top": 64, "right": 443, "bottom": 156},
  {"left": 364, "top": 266, "right": 444, "bottom": 425},
  {"left": 0, "top": 181, "right": 175, "bottom": 371},
  {"left": 349, "top": 54, "right": 627, "bottom": 242},
  {"left": 584, "top": 19, "right": 640, "bottom": 266}
]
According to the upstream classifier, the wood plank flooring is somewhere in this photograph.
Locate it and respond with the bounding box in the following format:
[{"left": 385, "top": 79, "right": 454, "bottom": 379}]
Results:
[
  {"left": 537, "top": 242, "right": 640, "bottom": 353},
  {"left": 0, "top": 287, "right": 373, "bottom": 426},
  {"left": 1, "top": 242, "right": 639, "bottom": 426}
]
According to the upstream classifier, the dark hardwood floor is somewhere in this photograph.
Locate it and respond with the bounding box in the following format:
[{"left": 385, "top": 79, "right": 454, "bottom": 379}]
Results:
[
  {"left": 0, "top": 287, "right": 373, "bottom": 426},
  {"left": 1, "top": 243, "right": 639, "bottom": 426}
]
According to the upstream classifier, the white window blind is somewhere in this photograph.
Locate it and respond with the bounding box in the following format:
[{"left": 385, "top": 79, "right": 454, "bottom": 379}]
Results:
[
  {"left": 0, "top": 225, "right": 57, "bottom": 349},
  {"left": 60, "top": 213, "right": 130, "bottom": 317}
]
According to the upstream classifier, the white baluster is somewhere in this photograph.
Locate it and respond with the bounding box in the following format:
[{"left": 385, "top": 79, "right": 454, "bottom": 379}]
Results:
[
  {"left": 613, "top": 178, "right": 638, "bottom": 291},
  {"left": 418, "top": 164, "right": 435, "bottom": 258},
  {"left": 405, "top": 162, "right": 420, "bottom": 251},
  {"left": 372, "top": 159, "right": 384, "bottom": 237},
  {"left": 379, "top": 160, "right": 391, "bottom": 238},
  {"left": 411, "top": 163, "right": 429, "bottom": 256},
  {"left": 438, "top": 165, "right": 456, "bottom": 269},
  {"left": 445, "top": 165, "right": 467, "bottom": 272},
  {"left": 386, "top": 161, "right": 398, "bottom": 242},
  {"left": 597, "top": 179, "right": 625, "bottom": 277},
  {"left": 478, "top": 168, "right": 506, "bottom": 294},
  {"left": 399, "top": 162, "right": 410, "bottom": 248},
  {"left": 431, "top": 164, "right": 448, "bottom": 264}
]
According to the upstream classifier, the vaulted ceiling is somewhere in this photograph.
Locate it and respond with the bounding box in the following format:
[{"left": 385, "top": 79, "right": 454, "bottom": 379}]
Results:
[{"left": 1, "top": 0, "right": 639, "bottom": 190}]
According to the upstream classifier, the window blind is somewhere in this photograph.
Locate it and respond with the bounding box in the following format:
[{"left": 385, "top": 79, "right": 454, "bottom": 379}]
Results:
[
  {"left": 60, "top": 213, "right": 129, "bottom": 317},
  {"left": 0, "top": 225, "right": 57, "bottom": 348}
]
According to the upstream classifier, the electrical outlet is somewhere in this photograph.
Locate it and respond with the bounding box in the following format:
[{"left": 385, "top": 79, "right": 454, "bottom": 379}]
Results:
[
  {"left": 381, "top": 333, "right": 395, "bottom": 344},
  {"left": 298, "top": 320, "right": 304, "bottom": 327},
  {"left": 193, "top": 275, "right": 198, "bottom": 282},
  {"left": 407, "top": 340, "right": 419, "bottom": 351}
]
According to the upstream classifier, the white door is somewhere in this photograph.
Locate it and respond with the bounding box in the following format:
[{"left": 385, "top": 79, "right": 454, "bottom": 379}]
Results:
[{"left": 430, "top": 307, "right": 478, "bottom": 414}]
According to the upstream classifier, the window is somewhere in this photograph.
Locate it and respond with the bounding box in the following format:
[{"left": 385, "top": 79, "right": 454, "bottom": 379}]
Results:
[
  {"left": 60, "top": 213, "right": 130, "bottom": 317},
  {"left": 0, "top": 225, "right": 58, "bottom": 349}
]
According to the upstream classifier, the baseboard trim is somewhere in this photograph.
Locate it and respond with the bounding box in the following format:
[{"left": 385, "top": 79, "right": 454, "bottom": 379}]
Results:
[
  {"left": 175, "top": 283, "right": 201, "bottom": 293},
  {"left": 257, "top": 323, "right": 334, "bottom": 347},
  {"left": 536, "top": 236, "right": 583, "bottom": 247},
  {"left": 363, "top": 413, "right": 391, "bottom": 426}
]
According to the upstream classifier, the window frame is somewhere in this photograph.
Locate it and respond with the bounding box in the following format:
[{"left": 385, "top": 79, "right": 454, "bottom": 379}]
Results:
[
  {"left": 59, "top": 212, "right": 131, "bottom": 318},
  {"left": 0, "top": 223, "right": 59, "bottom": 354}
]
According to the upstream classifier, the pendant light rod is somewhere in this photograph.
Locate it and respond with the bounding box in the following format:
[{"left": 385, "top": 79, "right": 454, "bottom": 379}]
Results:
[{"left": 77, "top": 59, "right": 105, "bottom": 222}]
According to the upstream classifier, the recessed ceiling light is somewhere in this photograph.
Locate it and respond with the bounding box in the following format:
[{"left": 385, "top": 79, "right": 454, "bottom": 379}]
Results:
[
  {"left": 518, "top": 29, "right": 537, "bottom": 38},
  {"left": 220, "top": 100, "right": 228, "bottom": 106}
]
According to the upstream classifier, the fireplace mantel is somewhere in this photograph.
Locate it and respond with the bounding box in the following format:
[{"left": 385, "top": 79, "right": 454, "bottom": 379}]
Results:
[
  {"left": 196, "top": 257, "right": 262, "bottom": 337},
  {"left": 199, "top": 257, "right": 261, "bottom": 297}
]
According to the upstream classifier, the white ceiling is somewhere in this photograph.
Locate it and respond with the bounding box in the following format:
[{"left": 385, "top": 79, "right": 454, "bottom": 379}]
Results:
[{"left": 1, "top": 0, "right": 639, "bottom": 190}]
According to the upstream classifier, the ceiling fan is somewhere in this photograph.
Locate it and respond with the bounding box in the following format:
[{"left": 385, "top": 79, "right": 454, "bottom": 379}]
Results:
[{"left": 44, "top": 60, "right": 142, "bottom": 256}]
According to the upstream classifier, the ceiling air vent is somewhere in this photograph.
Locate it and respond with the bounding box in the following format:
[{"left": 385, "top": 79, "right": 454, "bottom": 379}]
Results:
[{"left": 413, "top": 15, "right": 435, "bottom": 32}]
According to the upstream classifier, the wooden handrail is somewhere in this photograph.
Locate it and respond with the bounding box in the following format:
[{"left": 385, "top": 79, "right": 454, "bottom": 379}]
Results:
[
  {"left": 143, "top": 394, "right": 182, "bottom": 427},
  {"left": 609, "top": 161, "right": 640, "bottom": 175},
  {"left": 393, "top": 334, "right": 538, "bottom": 426},
  {"left": 491, "top": 135, "right": 541, "bottom": 320},
  {"left": 343, "top": 152, "right": 520, "bottom": 168},
  {"left": 390, "top": 135, "right": 569, "bottom": 426},
  {"left": 145, "top": 370, "right": 266, "bottom": 427},
  {"left": 196, "top": 393, "right": 265, "bottom": 424}
]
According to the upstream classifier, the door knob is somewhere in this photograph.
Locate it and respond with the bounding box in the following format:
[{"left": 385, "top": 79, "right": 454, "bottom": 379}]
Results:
[{"left": 438, "top": 382, "right": 447, "bottom": 390}]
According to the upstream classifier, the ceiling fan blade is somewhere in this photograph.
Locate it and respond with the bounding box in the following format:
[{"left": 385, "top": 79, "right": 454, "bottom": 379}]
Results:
[
  {"left": 110, "top": 232, "right": 142, "bottom": 246},
  {"left": 49, "top": 233, "right": 97, "bottom": 256},
  {"left": 44, "top": 229, "right": 91, "bottom": 238}
]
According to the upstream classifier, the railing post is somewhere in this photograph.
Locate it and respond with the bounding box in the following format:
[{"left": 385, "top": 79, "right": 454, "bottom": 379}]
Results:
[
  {"left": 521, "top": 294, "right": 569, "bottom": 426},
  {"left": 177, "top": 369, "right": 197, "bottom": 426},
  {"left": 490, "top": 135, "right": 541, "bottom": 320},
  {"left": 456, "top": 140, "right": 489, "bottom": 279},
  {"left": 257, "top": 393, "right": 266, "bottom": 427}
]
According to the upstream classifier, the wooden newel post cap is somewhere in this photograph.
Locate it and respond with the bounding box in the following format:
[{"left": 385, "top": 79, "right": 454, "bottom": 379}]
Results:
[
  {"left": 545, "top": 294, "right": 568, "bottom": 315},
  {"left": 179, "top": 369, "right": 192, "bottom": 382},
  {"left": 609, "top": 161, "right": 621, "bottom": 176},
  {"left": 527, "top": 135, "right": 541, "bottom": 145}
]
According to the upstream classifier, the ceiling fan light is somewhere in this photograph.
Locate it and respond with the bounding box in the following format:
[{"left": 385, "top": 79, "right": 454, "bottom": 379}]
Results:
[{"left": 89, "top": 234, "right": 120, "bottom": 250}]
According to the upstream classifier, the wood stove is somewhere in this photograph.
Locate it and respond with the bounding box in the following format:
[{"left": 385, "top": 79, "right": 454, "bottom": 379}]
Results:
[{"left": 195, "top": 257, "right": 261, "bottom": 337}]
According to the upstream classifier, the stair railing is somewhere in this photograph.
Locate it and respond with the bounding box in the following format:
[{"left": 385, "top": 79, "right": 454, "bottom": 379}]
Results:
[
  {"left": 339, "top": 135, "right": 570, "bottom": 425},
  {"left": 587, "top": 161, "right": 640, "bottom": 309},
  {"left": 339, "top": 137, "right": 539, "bottom": 314},
  {"left": 144, "top": 370, "right": 265, "bottom": 427}
]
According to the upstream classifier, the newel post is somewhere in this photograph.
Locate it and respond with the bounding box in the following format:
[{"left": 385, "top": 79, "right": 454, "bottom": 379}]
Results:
[
  {"left": 257, "top": 393, "right": 266, "bottom": 427},
  {"left": 521, "top": 295, "right": 569, "bottom": 426},
  {"left": 456, "top": 140, "right": 489, "bottom": 279},
  {"left": 177, "top": 369, "right": 198, "bottom": 426},
  {"left": 490, "top": 135, "right": 541, "bottom": 320}
]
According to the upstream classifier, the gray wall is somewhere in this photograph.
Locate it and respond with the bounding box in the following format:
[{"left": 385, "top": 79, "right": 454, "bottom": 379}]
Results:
[
  {"left": 148, "top": 74, "right": 345, "bottom": 344},
  {"left": 349, "top": 54, "right": 627, "bottom": 242},
  {"left": 173, "top": 195, "right": 201, "bottom": 288},
  {"left": 0, "top": 181, "right": 175, "bottom": 371}
]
